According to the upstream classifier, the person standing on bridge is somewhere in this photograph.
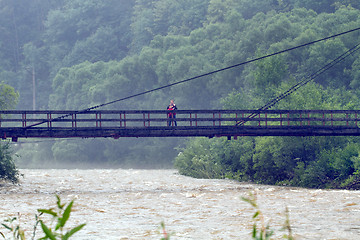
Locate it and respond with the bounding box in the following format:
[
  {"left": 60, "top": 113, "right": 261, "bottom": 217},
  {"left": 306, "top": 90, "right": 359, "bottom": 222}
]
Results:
[{"left": 167, "top": 99, "right": 177, "bottom": 126}]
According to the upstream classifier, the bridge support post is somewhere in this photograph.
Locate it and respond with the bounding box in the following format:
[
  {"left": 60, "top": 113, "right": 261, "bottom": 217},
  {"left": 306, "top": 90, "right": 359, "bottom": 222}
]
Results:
[
  {"left": 22, "top": 113, "right": 26, "bottom": 127},
  {"left": 287, "top": 113, "right": 290, "bottom": 126},
  {"left": 356, "top": 113, "right": 358, "bottom": 126},
  {"left": 96, "top": 113, "right": 102, "bottom": 127},
  {"left": 143, "top": 113, "right": 150, "bottom": 127},
  {"left": 47, "top": 113, "right": 52, "bottom": 128},
  {"left": 265, "top": 113, "right": 268, "bottom": 126},
  {"left": 331, "top": 112, "right": 333, "bottom": 126},
  {"left": 72, "top": 114, "right": 77, "bottom": 128},
  {"left": 258, "top": 113, "right": 261, "bottom": 126}
]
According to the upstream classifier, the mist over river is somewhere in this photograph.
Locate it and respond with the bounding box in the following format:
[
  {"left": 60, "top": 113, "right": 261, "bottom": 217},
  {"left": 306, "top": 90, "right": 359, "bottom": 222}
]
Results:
[{"left": 0, "top": 169, "right": 359, "bottom": 239}]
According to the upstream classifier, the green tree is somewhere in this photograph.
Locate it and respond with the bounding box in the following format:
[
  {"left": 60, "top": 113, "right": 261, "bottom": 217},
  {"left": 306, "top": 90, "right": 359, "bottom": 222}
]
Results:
[
  {"left": 175, "top": 137, "right": 228, "bottom": 179},
  {"left": 0, "top": 142, "right": 19, "bottom": 183},
  {"left": 0, "top": 83, "right": 19, "bottom": 110},
  {"left": 0, "top": 0, "right": 60, "bottom": 109},
  {"left": 349, "top": 56, "right": 360, "bottom": 89},
  {"left": 51, "top": 140, "right": 106, "bottom": 167},
  {"left": 252, "top": 54, "right": 289, "bottom": 99},
  {"left": 42, "top": 0, "right": 135, "bottom": 105},
  {"left": 0, "top": 83, "right": 19, "bottom": 182}
]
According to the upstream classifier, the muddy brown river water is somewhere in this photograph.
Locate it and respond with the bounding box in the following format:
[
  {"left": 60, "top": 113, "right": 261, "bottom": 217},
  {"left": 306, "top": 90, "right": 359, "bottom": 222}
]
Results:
[{"left": 0, "top": 169, "right": 359, "bottom": 239}]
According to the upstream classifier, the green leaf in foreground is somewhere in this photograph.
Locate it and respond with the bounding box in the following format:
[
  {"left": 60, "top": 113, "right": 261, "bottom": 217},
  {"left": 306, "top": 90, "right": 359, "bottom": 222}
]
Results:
[
  {"left": 59, "top": 201, "right": 74, "bottom": 229},
  {"left": 38, "top": 209, "right": 57, "bottom": 217},
  {"left": 63, "top": 224, "right": 86, "bottom": 240},
  {"left": 40, "top": 221, "right": 57, "bottom": 240}
]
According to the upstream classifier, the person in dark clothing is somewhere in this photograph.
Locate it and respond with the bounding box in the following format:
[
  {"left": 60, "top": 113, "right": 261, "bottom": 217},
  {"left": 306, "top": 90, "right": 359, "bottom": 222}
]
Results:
[{"left": 167, "top": 99, "right": 177, "bottom": 126}]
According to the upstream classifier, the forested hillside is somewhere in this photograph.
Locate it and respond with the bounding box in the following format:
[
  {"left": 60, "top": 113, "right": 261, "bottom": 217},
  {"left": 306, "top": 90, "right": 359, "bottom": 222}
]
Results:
[{"left": 1, "top": 0, "right": 360, "bottom": 176}]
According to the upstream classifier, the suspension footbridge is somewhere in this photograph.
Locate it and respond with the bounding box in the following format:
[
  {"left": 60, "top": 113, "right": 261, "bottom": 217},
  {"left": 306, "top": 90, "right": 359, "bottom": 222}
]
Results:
[{"left": 1, "top": 109, "right": 360, "bottom": 142}]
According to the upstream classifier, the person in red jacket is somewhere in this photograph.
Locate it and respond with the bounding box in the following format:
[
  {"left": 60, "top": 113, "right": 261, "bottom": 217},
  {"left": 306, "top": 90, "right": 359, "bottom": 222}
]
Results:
[{"left": 167, "top": 99, "right": 177, "bottom": 126}]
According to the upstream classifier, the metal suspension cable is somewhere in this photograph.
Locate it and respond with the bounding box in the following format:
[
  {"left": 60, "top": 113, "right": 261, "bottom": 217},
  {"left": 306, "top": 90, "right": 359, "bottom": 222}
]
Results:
[
  {"left": 25, "top": 27, "right": 360, "bottom": 129},
  {"left": 236, "top": 41, "right": 360, "bottom": 125}
]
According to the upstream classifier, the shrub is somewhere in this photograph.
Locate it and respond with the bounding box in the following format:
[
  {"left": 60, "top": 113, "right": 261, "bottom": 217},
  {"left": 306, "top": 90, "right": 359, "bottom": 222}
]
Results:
[{"left": 0, "top": 142, "right": 19, "bottom": 183}]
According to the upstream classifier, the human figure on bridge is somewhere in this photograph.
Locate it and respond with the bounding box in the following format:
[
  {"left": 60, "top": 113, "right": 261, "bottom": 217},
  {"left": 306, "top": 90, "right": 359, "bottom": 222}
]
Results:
[{"left": 167, "top": 99, "right": 177, "bottom": 126}]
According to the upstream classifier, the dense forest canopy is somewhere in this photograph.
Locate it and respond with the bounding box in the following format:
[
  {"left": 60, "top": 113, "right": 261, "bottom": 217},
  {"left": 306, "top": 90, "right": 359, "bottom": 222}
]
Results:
[{"left": 1, "top": 0, "right": 360, "bottom": 185}]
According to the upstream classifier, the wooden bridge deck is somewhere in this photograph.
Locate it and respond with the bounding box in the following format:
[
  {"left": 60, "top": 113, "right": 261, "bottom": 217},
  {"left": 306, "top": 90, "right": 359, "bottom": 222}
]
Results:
[{"left": 1, "top": 110, "right": 360, "bottom": 141}]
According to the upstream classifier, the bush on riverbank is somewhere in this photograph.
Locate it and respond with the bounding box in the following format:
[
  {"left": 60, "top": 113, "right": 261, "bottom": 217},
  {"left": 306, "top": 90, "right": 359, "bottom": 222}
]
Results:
[
  {"left": 0, "top": 83, "right": 19, "bottom": 183},
  {"left": 0, "top": 142, "right": 20, "bottom": 183},
  {"left": 174, "top": 135, "right": 360, "bottom": 189}
]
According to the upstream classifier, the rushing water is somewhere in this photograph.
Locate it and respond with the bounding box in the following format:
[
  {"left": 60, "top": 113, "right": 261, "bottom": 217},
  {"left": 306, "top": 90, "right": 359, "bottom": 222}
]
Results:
[{"left": 0, "top": 169, "right": 359, "bottom": 239}]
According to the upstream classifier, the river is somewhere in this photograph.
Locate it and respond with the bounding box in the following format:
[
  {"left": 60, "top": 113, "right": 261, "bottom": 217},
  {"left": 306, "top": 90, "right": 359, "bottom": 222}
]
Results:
[{"left": 0, "top": 169, "right": 359, "bottom": 239}]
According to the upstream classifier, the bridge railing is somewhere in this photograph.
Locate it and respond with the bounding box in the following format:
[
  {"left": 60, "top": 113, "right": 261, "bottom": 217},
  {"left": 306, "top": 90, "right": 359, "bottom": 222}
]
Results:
[{"left": 0, "top": 110, "right": 359, "bottom": 128}]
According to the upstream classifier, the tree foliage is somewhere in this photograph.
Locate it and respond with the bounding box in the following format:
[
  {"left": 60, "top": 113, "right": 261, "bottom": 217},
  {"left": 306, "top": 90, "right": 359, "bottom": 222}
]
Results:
[
  {"left": 1, "top": 0, "right": 360, "bottom": 177},
  {"left": 0, "top": 84, "right": 19, "bottom": 182}
]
